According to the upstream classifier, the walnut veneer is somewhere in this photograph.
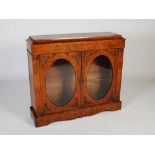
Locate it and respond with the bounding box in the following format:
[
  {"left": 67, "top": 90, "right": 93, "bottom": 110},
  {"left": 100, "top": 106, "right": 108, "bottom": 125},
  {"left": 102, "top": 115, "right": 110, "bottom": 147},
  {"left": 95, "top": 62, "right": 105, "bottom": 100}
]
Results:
[{"left": 27, "top": 32, "right": 125, "bottom": 127}]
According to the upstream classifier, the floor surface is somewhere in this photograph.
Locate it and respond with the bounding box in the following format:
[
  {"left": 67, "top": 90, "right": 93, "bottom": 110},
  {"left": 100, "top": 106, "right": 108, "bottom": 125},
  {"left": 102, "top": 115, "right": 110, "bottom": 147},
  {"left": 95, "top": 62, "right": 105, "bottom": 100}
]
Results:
[{"left": 0, "top": 78, "right": 155, "bottom": 134}]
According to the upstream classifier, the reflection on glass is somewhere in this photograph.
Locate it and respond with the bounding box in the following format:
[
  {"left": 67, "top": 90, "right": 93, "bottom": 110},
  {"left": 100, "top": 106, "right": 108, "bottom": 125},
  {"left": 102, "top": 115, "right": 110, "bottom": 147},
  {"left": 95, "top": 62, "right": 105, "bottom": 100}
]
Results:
[
  {"left": 87, "top": 55, "right": 112, "bottom": 100},
  {"left": 46, "top": 59, "right": 75, "bottom": 106}
]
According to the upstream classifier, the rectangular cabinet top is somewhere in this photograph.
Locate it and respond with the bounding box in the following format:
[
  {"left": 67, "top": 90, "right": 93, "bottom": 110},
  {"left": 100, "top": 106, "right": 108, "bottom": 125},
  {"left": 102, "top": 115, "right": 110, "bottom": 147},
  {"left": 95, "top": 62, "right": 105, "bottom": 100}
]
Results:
[{"left": 28, "top": 32, "right": 125, "bottom": 44}]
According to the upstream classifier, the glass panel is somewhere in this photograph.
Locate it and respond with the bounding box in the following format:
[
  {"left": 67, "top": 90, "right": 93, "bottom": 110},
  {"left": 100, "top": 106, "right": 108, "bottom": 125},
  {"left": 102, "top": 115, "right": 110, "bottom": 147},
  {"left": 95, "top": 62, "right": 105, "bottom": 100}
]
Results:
[
  {"left": 87, "top": 55, "right": 112, "bottom": 100},
  {"left": 46, "top": 59, "right": 75, "bottom": 106}
]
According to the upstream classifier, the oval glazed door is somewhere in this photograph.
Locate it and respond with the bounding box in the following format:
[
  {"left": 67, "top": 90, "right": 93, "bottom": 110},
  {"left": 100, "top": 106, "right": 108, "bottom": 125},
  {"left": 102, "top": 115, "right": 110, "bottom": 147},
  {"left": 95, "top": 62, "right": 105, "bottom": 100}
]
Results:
[
  {"left": 87, "top": 55, "right": 112, "bottom": 100},
  {"left": 40, "top": 52, "right": 81, "bottom": 114},
  {"left": 82, "top": 49, "right": 117, "bottom": 106}
]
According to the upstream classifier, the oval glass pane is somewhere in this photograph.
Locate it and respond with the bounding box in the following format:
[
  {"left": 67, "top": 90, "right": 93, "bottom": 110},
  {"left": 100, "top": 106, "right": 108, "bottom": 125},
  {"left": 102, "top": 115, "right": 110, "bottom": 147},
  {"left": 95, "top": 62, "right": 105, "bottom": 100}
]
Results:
[
  {"left": 46, "top": 59, "right": 75, "bottom": 106},
  {"left": 87, "top": 55, "right": 112, "bottom": 100}
]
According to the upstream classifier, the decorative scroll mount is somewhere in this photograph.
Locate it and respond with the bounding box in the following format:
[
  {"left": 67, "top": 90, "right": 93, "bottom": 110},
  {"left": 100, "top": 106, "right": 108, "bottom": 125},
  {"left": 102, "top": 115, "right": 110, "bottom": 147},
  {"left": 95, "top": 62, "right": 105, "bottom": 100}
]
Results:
[{"left": 41, "top": 56, "right": 47, "bottom": 66}]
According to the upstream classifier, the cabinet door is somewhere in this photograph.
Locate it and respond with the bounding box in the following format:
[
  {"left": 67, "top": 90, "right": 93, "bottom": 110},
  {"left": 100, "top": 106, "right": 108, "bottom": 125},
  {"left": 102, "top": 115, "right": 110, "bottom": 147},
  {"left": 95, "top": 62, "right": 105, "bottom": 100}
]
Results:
[
  {"left": 81, "top": 49, "right": 118, "bottom": 107},
  {"left": 40, "top": 52, "right": 81, "bottom": 114}
]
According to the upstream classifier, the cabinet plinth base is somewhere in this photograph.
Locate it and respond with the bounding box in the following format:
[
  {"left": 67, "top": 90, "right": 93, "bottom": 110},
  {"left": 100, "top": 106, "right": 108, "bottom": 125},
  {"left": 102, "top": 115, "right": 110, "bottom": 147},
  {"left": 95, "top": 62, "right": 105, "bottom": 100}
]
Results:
[{"left": 30, "top": 101, "right": 121, "bottom": 127}]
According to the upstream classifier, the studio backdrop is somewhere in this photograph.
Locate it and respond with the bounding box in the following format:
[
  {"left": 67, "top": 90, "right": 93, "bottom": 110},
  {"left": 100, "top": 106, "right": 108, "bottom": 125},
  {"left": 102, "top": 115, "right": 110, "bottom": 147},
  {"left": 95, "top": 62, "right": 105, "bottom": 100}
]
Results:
[{"left": 0, "top": 19, "right": 155, "bottom": 80}]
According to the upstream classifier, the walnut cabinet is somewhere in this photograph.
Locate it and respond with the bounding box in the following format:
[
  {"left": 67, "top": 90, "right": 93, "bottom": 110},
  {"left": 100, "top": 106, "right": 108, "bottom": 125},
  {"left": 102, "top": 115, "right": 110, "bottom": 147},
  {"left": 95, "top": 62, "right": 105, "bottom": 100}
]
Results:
[{"left": 27, "top": 32, "right": 125, "bottom": 127}]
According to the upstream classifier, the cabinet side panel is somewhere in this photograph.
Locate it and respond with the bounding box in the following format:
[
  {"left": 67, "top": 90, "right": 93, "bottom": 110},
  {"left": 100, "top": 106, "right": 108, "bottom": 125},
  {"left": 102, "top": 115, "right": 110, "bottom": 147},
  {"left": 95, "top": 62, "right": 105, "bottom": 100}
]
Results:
[
  {"left": 27, "top": 52, "right": 35, "bottom": 108},
  {"left": 27, "top": 52, "right": 43, "bottom": 115},
  {"left": 115, "top": 48, "right": 124, "bottom": 101}
]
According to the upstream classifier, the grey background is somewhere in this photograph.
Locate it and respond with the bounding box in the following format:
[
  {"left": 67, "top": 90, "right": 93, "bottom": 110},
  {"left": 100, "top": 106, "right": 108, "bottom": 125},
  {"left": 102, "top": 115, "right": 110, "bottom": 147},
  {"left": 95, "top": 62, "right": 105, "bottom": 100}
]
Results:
[
  {"left": 0, "top": 19, "right": 155, "bottom": 80},
  {"left": 0, "top": 19, "right": 155, "bottom": 134}
]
